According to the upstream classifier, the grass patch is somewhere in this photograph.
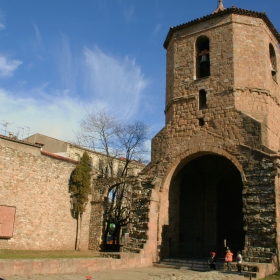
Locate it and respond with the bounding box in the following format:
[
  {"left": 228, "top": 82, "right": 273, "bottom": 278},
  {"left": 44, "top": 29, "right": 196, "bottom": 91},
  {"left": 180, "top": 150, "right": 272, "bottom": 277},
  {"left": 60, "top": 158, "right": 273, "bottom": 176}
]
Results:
[
  {"left": 0, "top": 249, "right": 100, "bottom": 260},
  {"left": 261, "top": 270, "right": 280, "bottom": 279}
]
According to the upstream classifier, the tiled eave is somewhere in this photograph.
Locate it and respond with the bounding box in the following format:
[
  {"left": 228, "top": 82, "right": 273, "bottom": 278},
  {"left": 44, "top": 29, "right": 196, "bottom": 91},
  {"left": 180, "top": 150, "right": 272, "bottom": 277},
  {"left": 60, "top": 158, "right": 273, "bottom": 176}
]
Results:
[
  {"left": 41, "top": 150, "right": 78, "bottom": 164},
  {"left": 164, "top": 7, "right": 280, "bottom": 49}
]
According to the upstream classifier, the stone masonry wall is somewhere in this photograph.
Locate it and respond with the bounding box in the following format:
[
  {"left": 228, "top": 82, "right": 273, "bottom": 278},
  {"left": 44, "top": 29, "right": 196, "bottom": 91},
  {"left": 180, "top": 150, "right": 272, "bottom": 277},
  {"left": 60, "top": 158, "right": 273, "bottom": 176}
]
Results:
[
  {"left": 151, "top": 128, "right": 279, "bottom": 262},
  {"left": 89, "top": 175, "right": 159, "bottom": 263},
  {"left": 164, "top": 12, "right": 280, "bottom": 152},
  {"left": 232, "top": 14, "right": 280, "bottom": 92},
  {"left": 143, "top": 8, "right": 280, "bottom": 266},
  {"left": 239, "top": 149, "right": 278, "bottom": 262},
  {"left": 235, "top": 87, "right": 280, "bottom": 151},
  {"left": 149, "top": 82, "right": 279, "bottom": 261},
  {"left": 0, "top": 139, "right": 91, "bottom": 250},
  {"left": 232, "top": 13, "right": 280, "bottom": 151},
  {"left": 165, "top": 13, "right": 234, "bottom": 124}
]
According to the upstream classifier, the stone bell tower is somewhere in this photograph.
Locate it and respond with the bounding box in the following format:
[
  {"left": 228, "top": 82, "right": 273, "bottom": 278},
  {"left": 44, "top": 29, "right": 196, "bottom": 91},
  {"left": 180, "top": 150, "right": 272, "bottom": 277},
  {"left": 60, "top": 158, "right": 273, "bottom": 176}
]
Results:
[{"left": 146, "top": 1, "right": 280, "bottom": 274}]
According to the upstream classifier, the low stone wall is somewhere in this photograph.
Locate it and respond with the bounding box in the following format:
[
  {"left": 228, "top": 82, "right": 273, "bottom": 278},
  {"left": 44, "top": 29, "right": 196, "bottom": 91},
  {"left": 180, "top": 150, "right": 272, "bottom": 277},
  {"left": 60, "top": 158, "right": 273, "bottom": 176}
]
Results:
[{"left": 0, "top": 253, "right": 154, "bottom": 277}]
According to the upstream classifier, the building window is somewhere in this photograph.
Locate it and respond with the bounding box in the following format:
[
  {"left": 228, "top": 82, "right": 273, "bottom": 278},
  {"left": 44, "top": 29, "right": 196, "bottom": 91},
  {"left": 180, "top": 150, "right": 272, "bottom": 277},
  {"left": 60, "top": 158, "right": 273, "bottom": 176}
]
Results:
[
  {"left": 196, "top": 36, "right": 210, "bottom": 79},
  {"left": 269, "top": 43, "right": 277, "bottom": 82},
  {"left": 89, "top": 158, "right": 93, "bottom": 169},
  {"left": 105, "top": 166, "right": 109, "bottom": 177},
  {"left": 99, "top": 159, "right": 104, "bottom": 174},
  {"left": 199, "top": 89, "right": 207, "bottom": 109},
  {"left": 118, "top": 166, "right": 123, "bottom": 177}
]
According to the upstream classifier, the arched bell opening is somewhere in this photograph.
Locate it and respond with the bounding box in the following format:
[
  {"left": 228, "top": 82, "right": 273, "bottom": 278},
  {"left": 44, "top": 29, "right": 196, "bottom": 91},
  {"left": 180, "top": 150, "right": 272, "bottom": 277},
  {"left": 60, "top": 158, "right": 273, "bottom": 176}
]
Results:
[
  {"left": 196, "top": 36, "right": 210, "bottom": 79},
  {"left": 168, "top": 154, "right": 244, "bottom": 259},
  {"left": 269, "top": 43, "right": 277, "bottom": 82}
]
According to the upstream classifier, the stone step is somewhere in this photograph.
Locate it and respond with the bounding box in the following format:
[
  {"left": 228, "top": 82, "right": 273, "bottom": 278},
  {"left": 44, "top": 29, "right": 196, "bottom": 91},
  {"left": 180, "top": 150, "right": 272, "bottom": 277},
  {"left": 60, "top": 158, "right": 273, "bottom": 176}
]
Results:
[
  {"left": 155, "top": 263, "right": 223, "bottom": 272},
  {"left": 100, "top": 252, "right": 121, "bottom": 259},
  {"left": 122, "top": 247, "right": 141, "bottom": 253},
  {"left": 158, "top": 259, "right": 226, "bottom": 272},
  {"left": 243, "top": 256, "right": 272, "bottom": 263},
  {"left": 158, "top": 258, "right": 263, "bottom": 277},
  {"left": 126, "top": 240, "right": 147, "bottom": 245},
  {"left": 243, "top": 271, "right": 258, "bottom": 278},
  {"left": 154, "top": 258, "right": 277, "bottom": 279},
  {"left": 154, "top": 263, "right": 180, "bottom": 269}
]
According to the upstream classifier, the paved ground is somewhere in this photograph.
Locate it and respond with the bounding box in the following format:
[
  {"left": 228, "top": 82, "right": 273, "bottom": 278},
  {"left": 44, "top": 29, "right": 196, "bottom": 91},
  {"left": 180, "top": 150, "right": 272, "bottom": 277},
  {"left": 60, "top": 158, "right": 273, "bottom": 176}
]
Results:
[{"left": 4, "top": 267, "right": 245, "bottom": 280}]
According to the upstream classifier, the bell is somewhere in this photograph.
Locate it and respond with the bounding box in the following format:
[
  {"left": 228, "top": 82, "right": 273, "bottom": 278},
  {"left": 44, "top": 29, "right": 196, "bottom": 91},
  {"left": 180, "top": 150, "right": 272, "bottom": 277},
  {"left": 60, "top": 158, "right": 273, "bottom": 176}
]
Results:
[
  {"left": 200, "top": 54, "right": 208, "bottom": 63},
  {"left": 271, "top": 63, "right": 276, "bottom": 74}
]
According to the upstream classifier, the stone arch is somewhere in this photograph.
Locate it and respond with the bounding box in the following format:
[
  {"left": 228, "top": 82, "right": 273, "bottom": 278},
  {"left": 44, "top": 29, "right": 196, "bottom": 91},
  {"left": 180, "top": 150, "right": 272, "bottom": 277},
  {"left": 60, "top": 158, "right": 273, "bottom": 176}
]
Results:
[
  {"left": 160, "top": 146, "right": 243, "bottom": 193},
  {"left": 158, "top": 147, "right": 245, "bottom": 259}
]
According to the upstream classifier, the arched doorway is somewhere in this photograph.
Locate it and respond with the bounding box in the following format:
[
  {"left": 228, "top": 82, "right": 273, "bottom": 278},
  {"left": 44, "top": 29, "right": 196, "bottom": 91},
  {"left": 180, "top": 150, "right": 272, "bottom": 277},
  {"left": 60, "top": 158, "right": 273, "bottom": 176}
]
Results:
[{"left": 169, "top": 154, "right": 244, "bottom": 259}]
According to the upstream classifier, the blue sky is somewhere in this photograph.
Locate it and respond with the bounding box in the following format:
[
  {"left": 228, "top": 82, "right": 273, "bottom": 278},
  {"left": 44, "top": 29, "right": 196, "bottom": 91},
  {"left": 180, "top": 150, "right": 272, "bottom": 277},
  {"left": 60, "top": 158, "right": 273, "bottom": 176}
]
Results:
[{"left": 0, "top": 0, "right": 279, "bottom": 143}]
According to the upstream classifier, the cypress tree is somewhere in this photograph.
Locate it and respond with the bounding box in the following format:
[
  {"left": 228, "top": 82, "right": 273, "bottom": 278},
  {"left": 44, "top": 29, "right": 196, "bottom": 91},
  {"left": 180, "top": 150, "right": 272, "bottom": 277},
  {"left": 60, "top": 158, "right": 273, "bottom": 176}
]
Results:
[{"left": 69, "top": 152, "right": 92, "bottom": 250}]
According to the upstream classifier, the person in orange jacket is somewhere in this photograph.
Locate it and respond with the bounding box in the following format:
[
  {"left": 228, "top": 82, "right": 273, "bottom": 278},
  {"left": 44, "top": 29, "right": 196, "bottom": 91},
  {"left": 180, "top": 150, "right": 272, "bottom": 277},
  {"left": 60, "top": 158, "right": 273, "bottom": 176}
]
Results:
[{"left": 225, "top": 249, "right": 233, "bottom": 271}]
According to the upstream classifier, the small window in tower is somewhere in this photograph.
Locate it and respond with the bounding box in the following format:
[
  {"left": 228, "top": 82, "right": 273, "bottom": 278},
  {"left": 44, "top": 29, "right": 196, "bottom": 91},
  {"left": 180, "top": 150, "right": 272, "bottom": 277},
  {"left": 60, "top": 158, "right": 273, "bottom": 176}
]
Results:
[
  {"left": 269, "top": 43, "right": 277, "bottom": 82},
  {"left": 196, "top": 36, "right": 210, "bottom": 79},
  {"left": 198, "top": 118, "right": 205, "bottom": 127},
  {"left": 199, "top": 89, "right": 207, "bottom": 110}
]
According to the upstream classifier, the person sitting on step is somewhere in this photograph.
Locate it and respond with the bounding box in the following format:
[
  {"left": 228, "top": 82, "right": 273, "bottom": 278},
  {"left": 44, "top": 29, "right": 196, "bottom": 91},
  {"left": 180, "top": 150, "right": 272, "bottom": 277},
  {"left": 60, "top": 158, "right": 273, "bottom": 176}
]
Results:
[
  {"left": 208, "top": 251, "right": 216, "bottom": 270},
  {"left": 236, "top": 251, "right": 242, "bottom": 272}
]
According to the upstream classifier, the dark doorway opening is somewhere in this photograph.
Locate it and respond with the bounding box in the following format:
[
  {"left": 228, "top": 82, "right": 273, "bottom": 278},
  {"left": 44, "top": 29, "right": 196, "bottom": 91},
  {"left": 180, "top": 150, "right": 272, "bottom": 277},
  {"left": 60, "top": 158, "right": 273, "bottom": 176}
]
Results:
[{"left": 177, "top": 154, "right": 244, "bottom": 259}]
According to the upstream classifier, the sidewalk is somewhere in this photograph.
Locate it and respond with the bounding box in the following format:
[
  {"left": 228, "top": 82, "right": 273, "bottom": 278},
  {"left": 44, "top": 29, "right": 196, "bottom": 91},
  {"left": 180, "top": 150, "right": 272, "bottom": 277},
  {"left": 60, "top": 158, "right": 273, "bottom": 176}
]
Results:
[{"left": 4, "top": 267, "right": 244, "bottom": 280}]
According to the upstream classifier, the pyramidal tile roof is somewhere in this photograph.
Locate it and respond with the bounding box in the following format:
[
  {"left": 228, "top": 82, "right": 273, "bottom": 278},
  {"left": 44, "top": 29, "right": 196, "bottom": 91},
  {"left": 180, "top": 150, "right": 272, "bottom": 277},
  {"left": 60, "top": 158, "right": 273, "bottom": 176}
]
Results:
[{"left": 164, "top": 6, "right": 280, "bottom": 49}]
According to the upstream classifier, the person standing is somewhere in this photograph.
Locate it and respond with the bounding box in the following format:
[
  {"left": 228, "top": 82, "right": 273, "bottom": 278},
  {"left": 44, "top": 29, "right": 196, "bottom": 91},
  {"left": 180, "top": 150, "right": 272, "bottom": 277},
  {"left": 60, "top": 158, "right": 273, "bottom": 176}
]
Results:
[
  {"left": 208, "top": 251, "right": 216, "bottom": 270},
  {"left": 225, "top": 249, "right": 233, "bottom": 271},
  {"left": 236, "top": 251, "right": 242, "bottom": 272}
]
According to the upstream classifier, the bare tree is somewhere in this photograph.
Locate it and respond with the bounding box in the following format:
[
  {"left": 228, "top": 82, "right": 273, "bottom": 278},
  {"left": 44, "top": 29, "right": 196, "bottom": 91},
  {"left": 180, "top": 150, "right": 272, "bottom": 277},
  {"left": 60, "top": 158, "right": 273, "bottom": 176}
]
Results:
[
  {"left": 74, "top": 108, "right": 150, "bottom": 246},
  {"left": 104, "top": 182, "right": 132, "bottom": 245},
  {"left": 115, "top": 121, "right": 150, "bottom": 176},
  {"left": 74, "top": 108, "right": 120, "bottom": 177}
]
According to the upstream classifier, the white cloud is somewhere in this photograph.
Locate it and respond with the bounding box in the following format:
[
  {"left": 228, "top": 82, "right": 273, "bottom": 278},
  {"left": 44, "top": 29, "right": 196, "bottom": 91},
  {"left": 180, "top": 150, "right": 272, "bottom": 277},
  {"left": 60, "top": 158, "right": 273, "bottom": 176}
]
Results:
[
  {"left": 152, "top": 23, "right": 162, "bottom": 38},
  {"left": 0, "top": 9, "right": 5, "bottom": 30},
  {"left": 56, "top": 34, "right": 76, "bottom": 91},
  {"left": 0, "top": 55, "right": 22, "bottom": 78},
  {"left": 83, "top": 46, "right": 149, "bottom": 120},
  {"left": 0, "top": 87, "right": 84, "bottom": 141},
  {"left": 32, "top": 23, "right": 44, "bottom": 53},
  {"left": 0, "top": 45, "right": 150, "bottom": 145},
  {"left": 123, "top": 5, "right": 134, "bottom": 22}
]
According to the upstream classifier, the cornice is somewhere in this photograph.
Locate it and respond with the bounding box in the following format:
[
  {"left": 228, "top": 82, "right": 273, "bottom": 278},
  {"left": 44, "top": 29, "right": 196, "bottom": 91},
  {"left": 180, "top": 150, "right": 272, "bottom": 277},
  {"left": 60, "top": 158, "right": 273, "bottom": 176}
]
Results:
[{"left": 164, "top": 7, "right": 280, "bottom": 49}]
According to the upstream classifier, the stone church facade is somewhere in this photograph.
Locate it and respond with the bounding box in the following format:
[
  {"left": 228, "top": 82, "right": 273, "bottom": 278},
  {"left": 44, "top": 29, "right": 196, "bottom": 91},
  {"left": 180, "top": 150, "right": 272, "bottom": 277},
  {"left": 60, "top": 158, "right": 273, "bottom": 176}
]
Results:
[
  {"left": 91, "top": 4, "right": 280, "bottom": 274},
  {"left": 142, "top": 4, "right": 280, "bottom": 265}
]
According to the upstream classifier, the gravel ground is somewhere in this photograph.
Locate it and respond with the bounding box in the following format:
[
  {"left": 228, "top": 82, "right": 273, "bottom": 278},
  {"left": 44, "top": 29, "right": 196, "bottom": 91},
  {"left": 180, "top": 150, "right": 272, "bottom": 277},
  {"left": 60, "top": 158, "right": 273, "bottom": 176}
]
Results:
[{"left": 4, "top": 267, "right": 245, "bottom": 280}]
